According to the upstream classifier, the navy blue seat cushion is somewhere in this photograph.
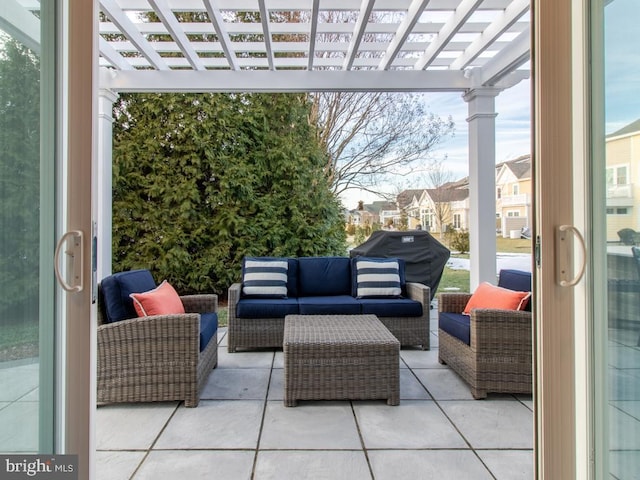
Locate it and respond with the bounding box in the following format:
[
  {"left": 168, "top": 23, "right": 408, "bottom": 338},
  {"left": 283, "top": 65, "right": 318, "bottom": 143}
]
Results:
[
  {"left": 241, "top": 257, "right": 299, "bottom": 298},
  {"left": 298, "top": 257, "right": 351, "bottom": 297},
  {"left": 236, "top": 298, "right": 299, "bottom": 318},
  {"left": 101, "top": 269, "right": 157, "bottom": 323},
  {"left": 498, "top": 269, "right": 532, "bottom": 311},
  {"left": 199, "top": 312, "right": 218, "bottom": 352},
  {"left": 358, "top": 298, "right": 423, "bottom": 317},
  {"left": 350, "top": 257, "right": 407, "bottom": 297},
  {"left": 439, "top": 312, "right": 471, "bottom": 345},
  {"left": 298, "top": 296, "right": 361, "bottom": 315}
]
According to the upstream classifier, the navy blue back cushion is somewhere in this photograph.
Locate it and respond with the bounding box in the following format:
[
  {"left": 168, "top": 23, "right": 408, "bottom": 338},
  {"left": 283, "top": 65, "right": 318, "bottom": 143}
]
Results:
[
  {"left": 298, "top": 257, "right": 351, "bottom": 296},
  {"left": 498, "top": 269, "right": 532, "bottom": 311},
  {"left": 101, "top": 269, "right": 157, "bottom": 323},
  {"left": 350, "top": 257, "right": 406, "bottom": 297},
  {"left": 241, "top": 257, "right": 299, "bottom": 298}
]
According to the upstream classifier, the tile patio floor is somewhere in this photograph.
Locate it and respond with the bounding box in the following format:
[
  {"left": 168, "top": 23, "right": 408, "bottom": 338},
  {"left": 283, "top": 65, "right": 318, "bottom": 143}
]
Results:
[{"left": 96, "top": 309, "right": 535, "bottom": 480}]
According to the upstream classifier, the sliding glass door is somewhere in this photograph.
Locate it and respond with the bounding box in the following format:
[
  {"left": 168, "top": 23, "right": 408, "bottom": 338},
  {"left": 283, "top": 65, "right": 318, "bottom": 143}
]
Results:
[
  {"left": 593, "top": 0, "right": 640, "bottom": 477},
  {"left": 0, "top": 2, "right": 56, "bottom": 452}
]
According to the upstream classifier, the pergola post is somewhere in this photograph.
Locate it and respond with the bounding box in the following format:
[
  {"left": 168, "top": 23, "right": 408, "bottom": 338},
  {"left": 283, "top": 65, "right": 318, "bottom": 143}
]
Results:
[
  {"left": 97, "top": 73, "right": 118, "bottom": 281},
  {"left": 464, "top": 87, "right": 501, "bottom": 290}
]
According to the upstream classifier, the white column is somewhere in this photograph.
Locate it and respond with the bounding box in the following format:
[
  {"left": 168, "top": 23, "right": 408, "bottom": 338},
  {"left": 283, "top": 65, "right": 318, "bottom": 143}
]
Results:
[
  {"left": 97, "top": 83, "right": 118, "bottom": 281},
  {"left": 463, "top": 87, "right": 501, "bottom": 290}
]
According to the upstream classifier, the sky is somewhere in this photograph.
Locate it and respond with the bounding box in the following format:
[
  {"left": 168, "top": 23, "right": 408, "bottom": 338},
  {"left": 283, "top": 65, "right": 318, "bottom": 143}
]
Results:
[{"left": 339, "top": 78, "right": 532, "bottom": 209}]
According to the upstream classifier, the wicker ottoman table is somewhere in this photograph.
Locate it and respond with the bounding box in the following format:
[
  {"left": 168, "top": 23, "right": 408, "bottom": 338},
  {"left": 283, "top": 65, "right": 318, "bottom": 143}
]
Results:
[{"left": 283, "top": 314, "right": 400, "bottom": 407}]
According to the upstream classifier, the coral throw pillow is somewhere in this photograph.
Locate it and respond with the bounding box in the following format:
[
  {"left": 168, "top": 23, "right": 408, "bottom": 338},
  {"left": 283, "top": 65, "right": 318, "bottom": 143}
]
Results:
[
  {"left": 463, "top": 282, "right": 531, "bottom": 315},
  {"left": 130, "top": 280, "right": 185, "bottom": 317}
]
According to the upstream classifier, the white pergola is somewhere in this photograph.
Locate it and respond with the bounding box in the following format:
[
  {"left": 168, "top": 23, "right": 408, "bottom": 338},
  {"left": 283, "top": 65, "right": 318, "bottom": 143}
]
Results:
[{"left": 6, "top": 0, "right": 532, "bottom": 288}]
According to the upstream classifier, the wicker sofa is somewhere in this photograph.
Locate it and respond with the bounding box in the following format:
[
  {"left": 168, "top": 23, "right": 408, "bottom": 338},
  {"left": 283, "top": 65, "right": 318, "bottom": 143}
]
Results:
[
  {"left": 97, "top": 269, "right": 218, "bottom": 407},
  {"left": 437, "top": 269, "right": 532, "bottom": 399},
  {"left": 227, "top": 256, "right": 431, "bottom": 352}
]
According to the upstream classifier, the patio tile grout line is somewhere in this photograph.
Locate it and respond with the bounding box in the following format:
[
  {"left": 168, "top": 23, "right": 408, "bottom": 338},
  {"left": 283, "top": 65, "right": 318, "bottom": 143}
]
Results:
[
  {"left": 128, "top": 401, "right": 182, "bottom": 479},
  {"left": 350, "top": 401, "right": 376, "bottom": 480},
  {"left": 250, "top": 350, "right": 276, "bottom": 480},
  {"left": 405, "top": 356, "right": 499, "bottom": 480}
]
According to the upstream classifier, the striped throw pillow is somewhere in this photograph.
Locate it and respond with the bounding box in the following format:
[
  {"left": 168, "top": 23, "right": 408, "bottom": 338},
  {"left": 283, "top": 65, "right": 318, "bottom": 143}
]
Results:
[
  {"left": 356, "top": 258, "right": 402, "bottom": 298},
  {"left": 242, "top": 258, "right": 288, "bottom": 297}
]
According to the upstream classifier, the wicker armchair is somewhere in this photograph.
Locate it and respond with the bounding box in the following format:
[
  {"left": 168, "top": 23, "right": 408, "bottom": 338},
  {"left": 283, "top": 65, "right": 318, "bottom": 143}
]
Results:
[
  {"left": 437, "top": 270, "right": 532, "bottom": 399},
  {"left": 97, "top": 270, "right": 218, "bottom": 407}
]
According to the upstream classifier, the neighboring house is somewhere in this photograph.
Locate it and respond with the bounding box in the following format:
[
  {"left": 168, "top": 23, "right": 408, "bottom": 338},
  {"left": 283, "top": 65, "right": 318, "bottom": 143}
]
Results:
[
  {"left": 605, "top": 119, "right": 640, "bottom": 242},
  {"left": 396, "top": 189, "right": 424, "bottom": 230},
  {"left": 496, "top": 155, "right": 532, "bottom": 237},
  {"left": 420, "top": 181, "right": 470, "bottom": 234},
  {"left": 347, "top": 201, "right": 396, "bottom": 229},
  {"left": 347, "top": 155, "right": 532, "bottom": 236}
]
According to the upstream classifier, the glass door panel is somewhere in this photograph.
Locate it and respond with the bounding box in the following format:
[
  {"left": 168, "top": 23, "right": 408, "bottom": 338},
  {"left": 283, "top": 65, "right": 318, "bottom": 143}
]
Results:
[
  {"left": 596, "top": 0, "right": 640, "bottom": 477},
  {"left": 0, "top": 2, "right": 56, "bottom": 452}
]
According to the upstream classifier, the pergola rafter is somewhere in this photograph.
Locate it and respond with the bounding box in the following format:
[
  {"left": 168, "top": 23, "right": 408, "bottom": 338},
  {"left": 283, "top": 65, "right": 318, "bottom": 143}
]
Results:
[
  {"left": 89, "top": 0, "right": 530, "bottom": 91},
  {"left": 148, "top": 0, "right": 206, "bottom": 70}
]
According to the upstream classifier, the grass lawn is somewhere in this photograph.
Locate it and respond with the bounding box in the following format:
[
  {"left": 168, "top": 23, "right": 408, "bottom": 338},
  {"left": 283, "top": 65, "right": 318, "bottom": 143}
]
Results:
[
  {"left": 0, "top": 321, "right": 38, "bottom": 362},
  {"left": 438, "top": 237, "right": 533, "bottom": 294}
]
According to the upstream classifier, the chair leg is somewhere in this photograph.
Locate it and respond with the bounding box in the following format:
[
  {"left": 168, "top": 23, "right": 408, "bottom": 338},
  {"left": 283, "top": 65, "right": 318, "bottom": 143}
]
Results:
[
  {"left": 185, "top": 396, "right": 199, "bottom": 408},
  {"left": 471, "top": 387, "right": 487, "bottom": 400}
]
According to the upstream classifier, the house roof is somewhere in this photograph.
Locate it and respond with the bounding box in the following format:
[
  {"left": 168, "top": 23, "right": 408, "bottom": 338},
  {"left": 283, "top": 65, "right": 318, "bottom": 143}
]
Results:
[
  {"left": 608, "top": 118, "right": 640, "bottom": 138},
  {"left": 426, "top": 187, "right": 469, "bottom": 202},
  {"left": 500, "top": 154, "right": 531, "bottom": 180},
  {"left": 397, "top": 189, "right": 425, "bottom": 208}
]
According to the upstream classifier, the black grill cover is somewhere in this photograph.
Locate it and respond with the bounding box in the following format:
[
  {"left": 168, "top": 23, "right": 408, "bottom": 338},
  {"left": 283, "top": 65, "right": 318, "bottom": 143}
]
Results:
[{"left": 350, "top": 230, "right": 450, "bottom": 300}]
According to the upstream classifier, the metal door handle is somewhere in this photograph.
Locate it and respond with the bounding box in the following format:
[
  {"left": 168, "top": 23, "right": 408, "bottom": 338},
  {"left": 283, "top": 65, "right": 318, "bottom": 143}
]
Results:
[
  {"left": 556, "top": 225, "right": 586, "bottom": 287},
  {"left": 54, "top": 230, "right": 84, "bottom": 293}
]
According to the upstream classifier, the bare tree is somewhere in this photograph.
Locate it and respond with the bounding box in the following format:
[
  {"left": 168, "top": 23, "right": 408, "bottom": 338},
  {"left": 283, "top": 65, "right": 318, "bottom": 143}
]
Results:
[
  {"left": 305, "top": 10, "right": 454, "bottom": 199},
  {"left": 309, "top": 92, "right": 454, "bottom": 199},
  {"left": 426, "top": 160, "right": 458, "bottom": 238}
]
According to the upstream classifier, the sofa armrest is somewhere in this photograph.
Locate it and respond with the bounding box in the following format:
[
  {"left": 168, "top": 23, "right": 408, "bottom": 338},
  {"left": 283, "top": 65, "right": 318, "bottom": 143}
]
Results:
[
  {"left": 405, "top": 282, "right": 430, "bottom": 307},
  {"left": 180, "top": 294, "right": 218, "bottom": 314},
  {"left": 98, "top": 313, "right": 201, "bottom": 364},
  {"left": 438, "top": 292, "right": 473, "bottom": 314},
  {"left": 469, "top": 308, "right": 532, "bottom": 355},
  {"left": 227, "top": 283, "right": 242, "bottom": 322}
]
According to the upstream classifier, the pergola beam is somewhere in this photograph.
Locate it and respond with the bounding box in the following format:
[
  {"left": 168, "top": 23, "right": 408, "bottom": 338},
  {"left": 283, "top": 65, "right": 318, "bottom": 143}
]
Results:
[
  {"left": 378, "top": 0, "right": 431, "bottom": 71},
  {"left": 343, "top": 0, "right": 376, "bottom": 71},
  {"left": 475, "top": 26, "right": 530, "bottom": 86},
  {"left": 450, "top": 0, "right": 529, "bottom": 70},
  {"left": 414, "top": 0, "right": 483, "bottom": 70},
  {"left": 113, "top": 0, "right": 516, "bottom": 12},
  {"left": 258, "top": 0, "right": 275, "bottom": 70},
  {"left": 100, "top": 0, "right": 170, "bottom": 71},
  {"left": 105, "top": 69, "right": 471, "bottom": 93},
  {"left": 99, "top": 37, "right": 134, "bottom": 70},
  {"left": 202, "top": 0, "right": 240, "bottom": 70},
  {"left": 307, "top": 0, "right": 320, "bottom": 70},
  {"left": 0, "top": 0, "right": 40, "bottom": 54},
  {"left": 149, "top": 0, "right": 206, "bottom": 70}
]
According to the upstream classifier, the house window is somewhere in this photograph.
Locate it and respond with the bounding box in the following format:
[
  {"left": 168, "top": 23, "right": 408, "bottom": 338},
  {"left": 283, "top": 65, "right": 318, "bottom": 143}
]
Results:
[
  {"left": 512, "top": 184, "right": 519, "bottom": 195},
  {"left": 606, "top": 165, "right": 629, "bottom": 185},
  {"left": 606, "top": 207, "right": 629, "bottom": 215},
  {"left": 497, "top": 187, "right": 502, "bottom": 199},
  {"left": 453, "top": 214, "right": 461, "bottom": 229},
  {"left": 507, "top": 211, "right": 520, "bottom": 217}
]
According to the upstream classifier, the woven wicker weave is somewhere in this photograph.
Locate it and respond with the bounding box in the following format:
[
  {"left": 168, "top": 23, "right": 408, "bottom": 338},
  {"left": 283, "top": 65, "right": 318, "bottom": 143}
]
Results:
[
  {"left": 438, "top": 292, "right": 532, "bottom": 399},
  {"left": 227, "top": 281, "right": 431, "bottom": 352},
  {"left": 283, "top": 314, "right": 400, "bottom": 407},
  {"left": 97, "top": 290, "right": 218, "bottom": 407}
]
